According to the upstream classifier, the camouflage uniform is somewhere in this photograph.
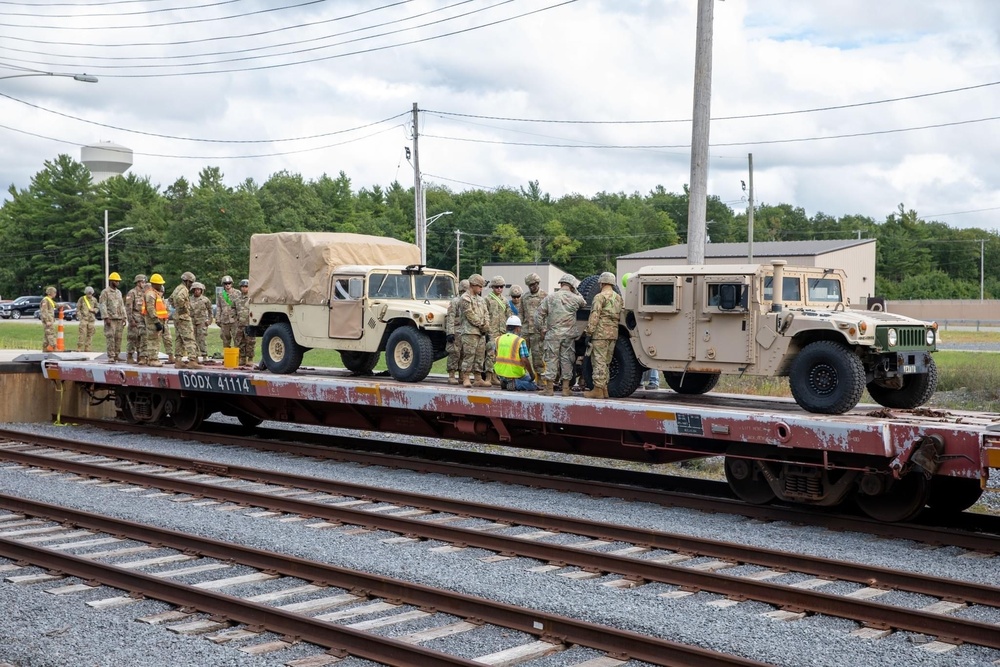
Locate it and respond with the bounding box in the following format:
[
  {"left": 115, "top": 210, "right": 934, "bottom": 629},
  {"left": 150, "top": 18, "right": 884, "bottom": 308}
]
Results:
[
  {"left": 586, "top": 287, "right": 623, "bottom": 390},
  {"left": 40, "top": 292, "right": 57, "bottom": 352},
  {"left": 170, "top": 283, "right": 198, "bottom": 361},
  {"left": 99, "top": 284, "right": 126, "bottom": 362},
  {"left": 216, "top": 283, "right": 240, "bottom": 348},
  {"left": 125, "top": 279, "right": 147, "bottom": 363},
  {"left": 484, "top": 288, "right": 512, "bottom": 383},
  {"left": 458, "top": 290, "right": 489, "bottom": 381},
  {"left": 234, "top": 283, "right": 255, "bottom": 365},
  {"left": 535, "top": 285, "right": 585, "bottom": 384},
  {"left": 75, "top": 293, "right": 98, "bottom": 352},
  {"left": 190, "top": 292, "right": 213, "bottom": 358},
  {"left": 143, "top": 287, "right": 168, "bottom": 365},
  {"left": 520, "top": 281, "right": 547, "bottom": 375},
  {"left": 445, "top": 281, "right": 469, "bottom": 382}
]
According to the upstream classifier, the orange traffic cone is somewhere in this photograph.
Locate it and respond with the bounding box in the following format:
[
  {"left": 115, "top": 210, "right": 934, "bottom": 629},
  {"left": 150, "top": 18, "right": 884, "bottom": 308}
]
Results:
[{"left": 56, "top": 307, "right": 65, "bottom": 352}]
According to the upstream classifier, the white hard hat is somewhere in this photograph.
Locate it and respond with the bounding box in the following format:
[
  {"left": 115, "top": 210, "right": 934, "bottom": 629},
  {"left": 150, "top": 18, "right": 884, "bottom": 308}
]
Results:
[{"left": 506, "top": 315, "right": 522, "bottom": 327}]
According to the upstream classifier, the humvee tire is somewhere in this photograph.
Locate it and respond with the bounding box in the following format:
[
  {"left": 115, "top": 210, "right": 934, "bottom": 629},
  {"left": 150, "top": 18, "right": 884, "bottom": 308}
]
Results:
[
  {"left": 262, "top": 322, "right": 304, "bottom": 374},
  {"left": 386, "top": 326, "right": 434, "bottom": 382},
  {"left": 663, "top": 371, "right": 721, "bottom": 395},
  {"left": 866, "top": 357, "right": 938, "bottom": 409},
  {"left": 788, "top": 340, "right": 865, "bottom": 414},
  {"left": 341, "top": 350, "right": 380, "bottom": 376}
]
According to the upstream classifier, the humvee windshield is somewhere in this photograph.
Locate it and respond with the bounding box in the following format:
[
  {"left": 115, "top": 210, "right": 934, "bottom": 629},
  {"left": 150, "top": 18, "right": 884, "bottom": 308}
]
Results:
[
  {"left": 416, "top": 273, "right": 456, "bottom": 300},
  {"left": 763, "top": 276, "right": 802, "bottom": 301},
  {"left": 807, "top": 278, "right": 842, "bottom": 303},
  {"left": 369, "top": 273, "right": 412, "bottom": 299}
]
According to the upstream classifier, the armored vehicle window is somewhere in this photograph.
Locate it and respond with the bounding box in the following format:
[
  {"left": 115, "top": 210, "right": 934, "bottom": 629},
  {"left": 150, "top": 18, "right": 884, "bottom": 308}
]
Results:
[
  {"left": 807, "top": 278, "right": 842, "bottom": 303},
  {"left": 707, "top": 283, "right": 746, "bottom": 310},
  {"left": 763, "top": 276, "right": 802, "bottom": 301},
  {"left": 369, "top": 273, "right": 412, "bottom": 299},
  {"left": 333, "top": 277, "right": 363, "bottom": 300},
  {"left": 415, "top": 273, "right": 456, "bottom": 300},
  {"left": 643, "top": 284, "right": 675, "bottom": 307}
]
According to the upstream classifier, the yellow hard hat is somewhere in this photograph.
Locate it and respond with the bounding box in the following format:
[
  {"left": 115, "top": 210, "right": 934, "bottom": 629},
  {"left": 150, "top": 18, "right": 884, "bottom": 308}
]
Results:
[
  {"left": 108, "top": 271, "right": 122, "bottom": 281},
  {"left": 148, "top": 273, "right": 165, "bottom": 285}
]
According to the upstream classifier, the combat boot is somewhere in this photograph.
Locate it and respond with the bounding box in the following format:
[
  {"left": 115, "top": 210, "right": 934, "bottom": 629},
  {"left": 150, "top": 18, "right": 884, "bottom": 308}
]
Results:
[
  {"left": 448, "top": 371, "right": 458, "bottom": 385},
  {"left": 602, "top": 386, "right": 610, "bottom": 398},
  {"left": 473, "top": 375, "right": 491, "bottom": 388},
  {"left": 148, "top": 359, "right": 163, "bottom": 367},
  {"left": 562, "top": 379, "right": 572, "bottom": 396},
  {"left": 187, "top": 359, "right": 204, "bottom": 369},
  {"left": 137, "top": 357, "right": 148, "bottom": 366},
  {"left": 541, "top": 379, "right": 553, "bottom": 396},
  {"left": 167, "top": 354, "right": 176, "bottom": 364},
  {"left": 176, "top": 358, "right": 189, "bottom": 369},
  {"left": 463, "top": 374, "right": 473, "bottom": 388},
  {"left": 490, "top": 372, "right": 501, "bottom": 387},
  {"left": 583, "top": 386, "right": 602, "bottom": 399}
]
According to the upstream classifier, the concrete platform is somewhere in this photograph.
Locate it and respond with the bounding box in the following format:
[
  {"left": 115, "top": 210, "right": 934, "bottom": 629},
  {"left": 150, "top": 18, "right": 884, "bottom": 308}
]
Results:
[{"left": 0, "top": 350, "right": 113, "bottom": 423}]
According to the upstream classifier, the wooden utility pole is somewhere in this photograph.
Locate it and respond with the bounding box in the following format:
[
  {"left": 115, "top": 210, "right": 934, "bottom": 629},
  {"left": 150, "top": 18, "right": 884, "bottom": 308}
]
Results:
[
  {"left": 412, "top": 103, "right": 426, "bottom": 264},
  {"left": 455, "top": 229, "right": 462, "bottom": 277},
  {"left": 687, "top": 0, "right": 714, "bottom": 265},
  {"left": 747, "top": 153, "right": 754, "bottom": 263}
]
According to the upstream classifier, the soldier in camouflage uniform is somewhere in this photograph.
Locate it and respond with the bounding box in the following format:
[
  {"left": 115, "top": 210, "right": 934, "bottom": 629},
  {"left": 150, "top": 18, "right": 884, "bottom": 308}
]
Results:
[
  {"left": 520, "top": 273, "right": 547, "bottom": 378},
  {"left": 484, "top": 275, "right": 512, "bottom": 386},
  {"left": 216, "top": 276, "right": 239, "bottom": 349},
  {"left": 445, "top": 279, "right": 469, "bottom": 384},
  {"left": 170, "top": 272, "right": 202, "bottom": 368},
  {"left": 534, "top": 274, "right": 585, "bottom": 396},
  {"left": 235, "top": 279, "right": 255, "bottom": 366},
  {"left": 458, "top": 274, "right": 491, "bottom": 388},
  {"left": 584, "top": 272, "right": 623, "bottom": 399},
  {"left": 99, "top": 272, "right": 127, "bottom": 363},
  {"left": 190, "top": 282, "right": 214, "bottom": 362},
  {"left": 40, "top": 286, "right": 57, "bottom": 352},
  {"left": 143, "top": 274, "right": 169, "bottom": 367},
  {"left": 125, "top": 274, "right": 147, "bottom": 363},
  {"left": 75, "top": 286, "right": 98, "bottom": 352}
]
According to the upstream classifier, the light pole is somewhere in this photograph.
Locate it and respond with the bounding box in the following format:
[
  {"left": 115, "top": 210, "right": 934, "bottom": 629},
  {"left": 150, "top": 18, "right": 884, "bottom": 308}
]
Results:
[
  {"left": 421, "top": 211, "right": 452, "bottom": 265},
  {"left": 102, "top": 210, "right": 133, "bottom": 289},
  {"left": 0, "top": 70, "right": 98, "bottom": 83}
]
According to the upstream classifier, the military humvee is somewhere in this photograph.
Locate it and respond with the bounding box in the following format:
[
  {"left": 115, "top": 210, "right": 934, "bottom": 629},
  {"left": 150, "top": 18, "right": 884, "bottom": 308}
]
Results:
[
  {"left": 246, "top": 232, "right": 457, "bottom": 382},
  {"left": 591, "top": 260, "right": 938, "bottom": 414}
]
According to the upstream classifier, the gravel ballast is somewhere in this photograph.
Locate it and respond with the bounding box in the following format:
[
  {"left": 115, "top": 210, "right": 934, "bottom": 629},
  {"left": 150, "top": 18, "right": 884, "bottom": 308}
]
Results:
[{"left": 0, "top": 420, "right": 998, "bottom": 667}]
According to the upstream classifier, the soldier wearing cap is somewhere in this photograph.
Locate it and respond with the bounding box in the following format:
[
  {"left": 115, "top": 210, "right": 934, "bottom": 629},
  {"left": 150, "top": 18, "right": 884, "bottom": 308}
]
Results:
[
  {"left": 234, "top": 279, "right": 255, "bottom": 366},
  {"left": 584, "top": 272, "right": 623, "bottom": 399},
  {"left": 507, "top": 284, "right": 522, "bottom": 316},
  {"left": 216, "top": 275, "right": 239, "bottom": 349},
  {"left": 170, "top": 271, "right": 202, "bottom": 368},
  {"left": 520, "top": 273, "right": 547, "bottom": 378},
  {"left": 458, "top": 274, "right": 491, "bottom": 387},
  {"left": 484, "top": 275, "right": 512, "bottom": 386},
  {"left": 445, "top": 279, "right": 470, "bottom": 384},
  {"left": 40, "top": 286, "right": 58, "bottom": 352},
  {"left": 76, "top": 286, "right": 97, "bottom": 352},
  {"left": 535, "top": 273, "right": 585, "bottom": 396},
  {"left": 99, "top": 272, "right": 127, "bottom": 363},
  {"left": 493, "top": 315, "right": 538, "bottom": 391},
  {"left": 125, "top": 274, "right": 147, "bottom": 363},
  {"left": 190, "top": 282, "right": 213, "bottom": 363}
]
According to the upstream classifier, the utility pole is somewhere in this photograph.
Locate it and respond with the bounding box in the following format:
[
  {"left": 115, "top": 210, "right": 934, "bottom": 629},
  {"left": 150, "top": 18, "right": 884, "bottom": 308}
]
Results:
[
  {"left": 686, "top": 0, "right": 715, "bottom": 265},
  {"left": 747, "top": 153, "right": 754, "bottom": 263},
  {"left": 412, "top": 102, "right": 426, "bottom": 264},
  {"left": 455, "top": 229, "right": 462, "bottom": 277},
  {"left": 981, "top": 239, "right": 985, "bottom": 301}
]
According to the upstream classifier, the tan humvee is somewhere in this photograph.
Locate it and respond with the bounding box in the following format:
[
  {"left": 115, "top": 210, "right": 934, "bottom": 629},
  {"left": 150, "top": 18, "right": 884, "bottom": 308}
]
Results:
[
  {"left": 600, "top": 260, "right": 938, "bottom": 414},
  {"left": 247, "top": 232, "right": 457, "bottom": 381}
]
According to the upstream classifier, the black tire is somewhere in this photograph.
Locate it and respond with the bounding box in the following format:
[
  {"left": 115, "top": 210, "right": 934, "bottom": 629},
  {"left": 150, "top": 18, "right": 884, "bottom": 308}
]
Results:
[
  {"left": 262, "top": 322, "right": 303, "bottom": 374},
  {"left": 582, "top": 336, "right": 642, "bottom": 398},
  {"left": 867, "top": 357, "right": 938, "bottom": 409},
  {"left": 788, "top": 340, "right": 865, "bottom": 414},
  {"left": 11, "top": 310, "right": 20, "bottom": 320},
  {"left": 578, "top": 274, "right": 622, "bottom": 307},
  {"left": 663, "top": 371, "right": 721, "bottom": 394},
  {"left": 341, "top": 350, "right": 380, "bottom": 375},
  {"left": 385, "top": 326, "right": 434, "bottom": 382},
  {"left": 237, "top": 413, "right": 264, "bottom": 428}
]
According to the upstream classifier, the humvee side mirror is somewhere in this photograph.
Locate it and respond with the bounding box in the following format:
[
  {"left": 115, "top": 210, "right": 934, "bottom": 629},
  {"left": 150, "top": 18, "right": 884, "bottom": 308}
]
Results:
[{"left": 718, "top": 284, "right": 739, "bottom": 310}]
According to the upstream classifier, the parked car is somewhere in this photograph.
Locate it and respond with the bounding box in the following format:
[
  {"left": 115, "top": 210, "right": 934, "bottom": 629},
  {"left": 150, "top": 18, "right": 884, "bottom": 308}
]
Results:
[
  {"left": 34, "top": 301, "right": 76, "bottom": 321},
  {"left": 0, "top": 295, "right": 43, "bottom": 320}
]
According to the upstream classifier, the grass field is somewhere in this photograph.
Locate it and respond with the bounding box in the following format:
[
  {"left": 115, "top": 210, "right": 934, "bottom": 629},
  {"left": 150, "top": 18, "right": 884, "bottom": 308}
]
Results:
[{"left": 2, "top": 321, "right": 996, "bottom": 410}]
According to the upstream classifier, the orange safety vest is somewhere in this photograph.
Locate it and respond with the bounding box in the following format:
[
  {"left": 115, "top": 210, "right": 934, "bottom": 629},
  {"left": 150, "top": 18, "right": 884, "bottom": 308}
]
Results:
[
  {"left": 142, "top": 288, "right": 169, "bottom": 318},
  {"left": 494, "top": 333, "right": 526, "bottom": 379}
]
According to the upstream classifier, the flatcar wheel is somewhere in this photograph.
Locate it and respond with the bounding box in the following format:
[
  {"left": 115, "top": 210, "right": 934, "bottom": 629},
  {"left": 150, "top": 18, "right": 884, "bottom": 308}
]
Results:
[
  {"left": 170, "top": 398, "right": 204, "bottom": 431},
  {"left": 854, "top": 472, "right": 929, "bottom": 522},
  {"left": 926, "top": 476, "right": 983, "bottom": 513},
  {"left": 724, "top": 456, "right": 776, "bottom": 505},
  {"left": 237, "top": 413, "right": 263, "bottom": 428}
]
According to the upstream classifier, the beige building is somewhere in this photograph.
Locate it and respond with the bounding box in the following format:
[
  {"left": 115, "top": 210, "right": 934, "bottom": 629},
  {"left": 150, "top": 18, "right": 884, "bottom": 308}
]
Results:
[
  {"left": 618, "top": 239, "right": 876, "bottom": 307},
  {"left": 479, "top": 262, "right": 569, "bottom": 295}
]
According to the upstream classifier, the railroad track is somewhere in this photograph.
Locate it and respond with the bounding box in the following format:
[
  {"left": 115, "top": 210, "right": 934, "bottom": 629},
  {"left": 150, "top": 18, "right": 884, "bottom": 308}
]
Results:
[
  {"left": 1, "top": 430, "right": 998, "bottom": 654},
  {"left": 51, "top": 419, "right": 1000, "bottom": 549}
]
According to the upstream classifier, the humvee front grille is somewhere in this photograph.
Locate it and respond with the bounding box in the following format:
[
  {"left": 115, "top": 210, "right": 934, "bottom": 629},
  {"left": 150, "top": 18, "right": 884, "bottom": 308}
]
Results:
[{"left": 876, "top": 326, "right": 931, "bottom": 350}]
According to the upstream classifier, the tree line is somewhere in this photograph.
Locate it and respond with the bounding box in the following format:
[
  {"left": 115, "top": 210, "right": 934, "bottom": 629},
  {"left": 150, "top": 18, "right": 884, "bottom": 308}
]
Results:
[{"left": 1, "top": 153, "right": 998, "bottom": 302}]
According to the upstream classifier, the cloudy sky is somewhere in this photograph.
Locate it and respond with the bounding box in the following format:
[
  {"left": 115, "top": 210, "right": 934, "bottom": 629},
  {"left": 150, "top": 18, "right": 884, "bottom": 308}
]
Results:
[{"left": 1, "top": 0, "right": 999, "bottom": 233}]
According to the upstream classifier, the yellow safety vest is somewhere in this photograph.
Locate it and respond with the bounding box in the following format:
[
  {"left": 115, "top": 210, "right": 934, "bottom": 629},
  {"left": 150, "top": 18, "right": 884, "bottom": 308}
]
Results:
[{"left": 494, "top": 333, "right": 526, "bottom": 379}]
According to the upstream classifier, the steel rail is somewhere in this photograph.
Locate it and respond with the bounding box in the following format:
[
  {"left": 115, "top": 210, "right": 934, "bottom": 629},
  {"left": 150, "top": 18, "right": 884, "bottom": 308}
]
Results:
[
  {"left": 2, "top": 444, "right": 999, "bottom": 648},
  {"left": 2, "top": 433, "right": 998, "bottom": 609},
  {"left": 0, "top": 496, "right": 769, "bottom": 667}
]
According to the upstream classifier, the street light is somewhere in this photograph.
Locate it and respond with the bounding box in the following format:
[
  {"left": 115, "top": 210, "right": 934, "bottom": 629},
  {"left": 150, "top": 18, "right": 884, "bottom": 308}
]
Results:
[
  {"left": 101, "top": 210, "right": 133, "bottom": 289},
  {"left": 421, "top": 211, "right": 453, "bottom": 265},
  {"left": 0, "top": 70, "right": 98, "bottom": 83}
]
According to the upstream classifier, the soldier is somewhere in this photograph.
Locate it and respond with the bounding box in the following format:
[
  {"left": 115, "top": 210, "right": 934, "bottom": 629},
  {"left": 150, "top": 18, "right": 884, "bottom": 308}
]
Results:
[
  {"left": 124, "top": 274, "right": 147, "bottom": 364},
  {"left": 216, "top": 275, "right": 239, "bottom": 348},
  {"left": 484, "top": 275, "right": 512, "bottom": 386},
  {"left": 458, "top": 273, "right": 491, "bottom": 388},
  {"left": 520, "top": 273, "right": 547, "bottom": 379},
  {"left": 235, "top": 279, "right": 255, "bottom": 366},
  {"left": 40, "top": 286, "right": 57, "bottom": 352},
  {"left": 75, "top": 286, "right": 98, "bottom": 352},
  {"left": 170, "top": 272, "right": 202, "bottom": 368},
  {"left": 190, "top": 282, "right": 214, "bottom": 363},
  {"left": 445, "top": 279, "right": 469, "bottom": 384},
  {"left": 584, "top": 272, "right": 623, "bottom": 399},
  {"left": 535, "top": 273, "right": 585, "bottom": 396},
  {"left": 99, "top": 272, "right": 127, "bottom": 363},
  {"left": 143, "top": 274, "right": 169, "bottom": 367},
  {"left": 507, "top": 284, "right": 522, "bottom": 316}
]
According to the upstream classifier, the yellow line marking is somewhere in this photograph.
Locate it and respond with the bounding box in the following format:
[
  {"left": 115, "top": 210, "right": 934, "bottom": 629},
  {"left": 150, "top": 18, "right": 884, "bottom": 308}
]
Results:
[{"left": 645, "top": 410, "right": 676, "bottom": 421}]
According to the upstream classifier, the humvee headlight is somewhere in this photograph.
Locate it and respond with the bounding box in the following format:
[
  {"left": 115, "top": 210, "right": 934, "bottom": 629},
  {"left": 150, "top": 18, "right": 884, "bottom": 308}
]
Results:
[
  {"left": 426, "top": 313, "right": 434, "bottom": 322},
  {"left": 926, "top": 329, "right": 935, "bottom": 345},
  {"left": 887, "top": 328, "right": 897, "bottom": 346},
  {"left": 858, "top": 321, "right": 867, "bottom": 334}
]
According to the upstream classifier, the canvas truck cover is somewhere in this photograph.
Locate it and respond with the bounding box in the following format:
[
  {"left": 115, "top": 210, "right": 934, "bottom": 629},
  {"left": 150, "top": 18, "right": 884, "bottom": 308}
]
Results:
[{"left": 249, "top": 232, "right": 421, "bottom": 305}]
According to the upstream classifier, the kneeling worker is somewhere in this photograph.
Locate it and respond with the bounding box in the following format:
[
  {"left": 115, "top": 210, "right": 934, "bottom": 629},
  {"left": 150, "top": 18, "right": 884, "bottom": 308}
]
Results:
[{"left": 494, "top": 316, "right": 539, "bottom": 391}]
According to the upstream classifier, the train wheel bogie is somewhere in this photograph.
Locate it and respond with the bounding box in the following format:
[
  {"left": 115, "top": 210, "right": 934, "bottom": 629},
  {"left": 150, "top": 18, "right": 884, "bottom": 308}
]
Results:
[
  {"left": 854, "top": 472, "right": 929, "bottom": 522},
  {"left": 724, "top": 457, "right": 776, "bottom": 505},
  {"left": 168, "top": 398, "right": 205, "bottom": 431}
]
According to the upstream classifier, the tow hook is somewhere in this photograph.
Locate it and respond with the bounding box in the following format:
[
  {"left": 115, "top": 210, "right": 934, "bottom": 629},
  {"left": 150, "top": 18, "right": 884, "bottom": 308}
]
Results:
[{"left": 889, "top": 434, "right": 944, "bottom": 479}]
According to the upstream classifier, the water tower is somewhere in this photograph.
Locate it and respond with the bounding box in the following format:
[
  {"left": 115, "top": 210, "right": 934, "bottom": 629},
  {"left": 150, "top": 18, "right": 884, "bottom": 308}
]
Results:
[{"left": 81, "top": 141, "right": 132, "bottom": 183}]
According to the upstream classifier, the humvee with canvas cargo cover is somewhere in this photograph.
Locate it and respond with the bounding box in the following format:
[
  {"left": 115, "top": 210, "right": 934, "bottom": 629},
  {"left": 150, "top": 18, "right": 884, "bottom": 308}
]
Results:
[
  {"left": 589, "top": 260, "right": 938, "bottom": 414},
  {"left": 246, "top": 232, "right": 457, "bottom": 382}
]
